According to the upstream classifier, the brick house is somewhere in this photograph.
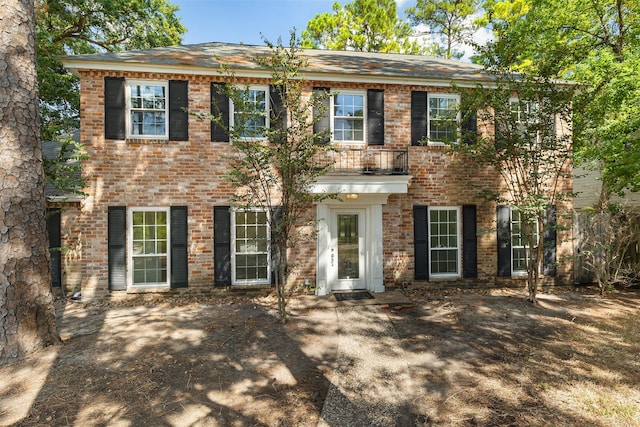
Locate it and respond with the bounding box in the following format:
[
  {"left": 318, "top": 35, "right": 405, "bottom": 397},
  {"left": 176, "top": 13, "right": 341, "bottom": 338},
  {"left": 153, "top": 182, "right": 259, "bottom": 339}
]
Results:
[{"left": 60, "top": 42, "right": 573, "bottom": 300}]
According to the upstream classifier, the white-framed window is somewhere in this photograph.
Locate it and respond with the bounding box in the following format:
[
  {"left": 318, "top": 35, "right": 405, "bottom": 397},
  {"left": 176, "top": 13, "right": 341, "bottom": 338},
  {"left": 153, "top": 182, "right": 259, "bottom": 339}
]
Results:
[
  {"left": 428, "top": 93, "right": 460, "bottom": 144},
  {"left": 428, "top": 206, "right": 461, "bottom": 277},
  {"left": 509, "top": 97, "right": 556, "bottom": 146},
  {"left": 510, "top": 98, "right": 538, "bottom": 124},
  {"left": 231, "top": 86, "right": 269, "bottom": 139},
  {"left": 232, "top": 209, "right": 271, "bottom": 285},
  {"left": 511, "top": 209, "right": 540, "bottom": 274},
  {"left": 127, "top": 81, "right": 168, "bottom": 138},
  {"left": 128, "top": 207, "right": 170, "bottom": 287},
  {"left": 332, "top": 91, "right": 366, "bottom": 143}
]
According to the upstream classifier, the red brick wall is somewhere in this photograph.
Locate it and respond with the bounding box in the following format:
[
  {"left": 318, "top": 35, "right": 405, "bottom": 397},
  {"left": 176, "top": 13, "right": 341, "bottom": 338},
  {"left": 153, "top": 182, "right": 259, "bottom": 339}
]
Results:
[{"left": 72, "top": 70, "right": 573, "bottom": 298}]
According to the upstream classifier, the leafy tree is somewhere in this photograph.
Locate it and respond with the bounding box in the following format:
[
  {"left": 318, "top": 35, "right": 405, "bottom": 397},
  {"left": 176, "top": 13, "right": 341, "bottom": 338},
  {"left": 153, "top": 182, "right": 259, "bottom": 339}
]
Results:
[
  {"left": 577, "top": 204, "right": 640, "bottom": 295},
  {"left": 209, "top": 35, "right": 336, "bottom": 322},
  {"left": 301, "top": 0, "right": 424, "bottom": 53},
  {"left": 1, "top": 0, "right": 62, "bottom": 362},
  {"left": 406, "top": 0, "right": 480, "bottom": 59},
  {"left": 478, "top": 0, "right": 640, "bottom": 199},
  {"left": 36, "top": 0, "right": 186, "bottom": 139},
  {"left": 43, "top": 136, "right": 87, "bottom": 199},
  {"left": 456, "top": 71, "right": 575, "bottom": 303}
]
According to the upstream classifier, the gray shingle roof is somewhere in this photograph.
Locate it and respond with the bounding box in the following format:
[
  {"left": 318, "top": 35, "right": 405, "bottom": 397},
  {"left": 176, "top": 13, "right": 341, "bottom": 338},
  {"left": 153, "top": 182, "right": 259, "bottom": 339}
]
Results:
[{"left": 62, "top": 42, "right": 492, "bottom": 84}]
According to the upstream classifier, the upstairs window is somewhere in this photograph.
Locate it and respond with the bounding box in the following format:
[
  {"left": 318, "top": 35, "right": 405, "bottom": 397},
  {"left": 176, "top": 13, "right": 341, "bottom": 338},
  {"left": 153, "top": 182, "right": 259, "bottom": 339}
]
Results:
[
  {"left": 332, "top": 91, "right": 366, "bottom": 143},
  {"left": 231, "top": 86, "right": 269, "bottom": 139},
  {"left": 509, "top": 97, "right": 555, "bottom": 146},
  {"left": 127, "top": 81, "right": 168, "bottom": 138},
  {"left": 428, "top": 94, "right": 460, "bottom": 144},
  {"left": 510, "top": 98, "right": 537, "bottom": 124}
]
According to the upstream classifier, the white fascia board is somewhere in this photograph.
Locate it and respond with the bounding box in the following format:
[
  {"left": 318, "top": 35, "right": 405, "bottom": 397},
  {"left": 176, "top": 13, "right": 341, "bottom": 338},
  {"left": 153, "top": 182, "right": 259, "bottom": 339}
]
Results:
[
  {"left": 62, "top": 60, "right": 490, "bottom": 89},
  {"left": 310, "top": 175, "right": 412, "bottom": 195}
]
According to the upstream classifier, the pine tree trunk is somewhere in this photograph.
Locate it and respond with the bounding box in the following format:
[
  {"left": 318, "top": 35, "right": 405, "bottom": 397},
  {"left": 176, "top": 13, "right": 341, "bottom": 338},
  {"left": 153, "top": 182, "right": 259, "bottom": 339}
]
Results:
[{"left": 0, "top": 0, "right": 61, "bottom": 362}]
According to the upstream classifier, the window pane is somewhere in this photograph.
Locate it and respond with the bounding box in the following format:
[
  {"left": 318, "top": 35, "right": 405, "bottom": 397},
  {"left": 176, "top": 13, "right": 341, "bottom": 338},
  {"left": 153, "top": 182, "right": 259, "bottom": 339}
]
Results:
[
  {"left": 511, "top": 209, "right": 539, "bottom": 273},
  {"left": 235, "top": 89, "right": 267, "bottom": 138},
  {"left": 233, "top": 210, "right": 270, "bottom": 283},
  {"left": 429, "top": 208, "right": 459, "bottom": 275},
  {"left": 333, "top": 93, "right": 365, "bottom": 142},
  {"left": 131, "top": 209, "right": 169, "bottom": 285},
  {"left": 129, "top": 83, "right": 167, "bottom": 137}
]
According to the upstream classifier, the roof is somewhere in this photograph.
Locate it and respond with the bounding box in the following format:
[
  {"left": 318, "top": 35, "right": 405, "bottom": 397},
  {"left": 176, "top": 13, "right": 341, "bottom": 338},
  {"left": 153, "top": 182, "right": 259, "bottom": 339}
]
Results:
[{"left": 62, "top": 42, "right": 493, "bottom": 87}]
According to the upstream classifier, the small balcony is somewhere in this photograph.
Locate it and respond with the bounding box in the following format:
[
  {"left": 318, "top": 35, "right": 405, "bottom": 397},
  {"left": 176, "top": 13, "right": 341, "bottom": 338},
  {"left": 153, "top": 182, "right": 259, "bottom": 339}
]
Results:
[{"left": 313, "top": 148, "right": 409, "bottom": 175}]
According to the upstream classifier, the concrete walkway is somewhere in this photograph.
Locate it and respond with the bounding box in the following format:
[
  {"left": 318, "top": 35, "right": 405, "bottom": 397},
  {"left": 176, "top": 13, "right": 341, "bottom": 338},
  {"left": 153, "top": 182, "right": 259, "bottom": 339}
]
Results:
[{"left": 301, "top": 292, "right": 419, "bottom": 426}]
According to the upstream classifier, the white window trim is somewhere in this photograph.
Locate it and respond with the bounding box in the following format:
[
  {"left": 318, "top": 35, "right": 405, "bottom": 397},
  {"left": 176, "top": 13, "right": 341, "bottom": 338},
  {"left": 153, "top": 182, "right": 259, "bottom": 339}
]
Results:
[
  {"left": 231, "top": 208, "right": 271, "bottom": 285},
  {"left": 509, "top": 96, "right": 556, "bottom": 147},
  {"left": 229, "top": 85, "right": 270, "bottom": 141},
  {"left": 427, "top": 93, "right": 461, "bottom": 145},
  {"left": 427, "top": 206, "right": 462, "bottom": 278},
  {"left": 330, "top": 90, "right": 367, "bottom": 144},
  {"left": 126, "top": 80, "right": 169, "bottom": 139},
  {"left": 510, "top": 208, "right": 540, "bottom": 276},
  {"left": 127, "top": 206, "right": 171, "bottom": 289}
]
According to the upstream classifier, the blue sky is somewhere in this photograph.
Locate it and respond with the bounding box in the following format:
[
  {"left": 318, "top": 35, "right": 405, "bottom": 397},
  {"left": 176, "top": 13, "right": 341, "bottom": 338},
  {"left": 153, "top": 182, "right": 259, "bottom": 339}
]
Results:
[{"left": 172, "top": 0, "right": 413, "bottom": 46}]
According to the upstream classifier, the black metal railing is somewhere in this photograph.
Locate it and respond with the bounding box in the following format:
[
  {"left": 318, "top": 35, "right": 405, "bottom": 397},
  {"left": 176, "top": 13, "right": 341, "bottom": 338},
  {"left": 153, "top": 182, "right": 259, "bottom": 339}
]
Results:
[{"left": 313, "top": 148, "right": 409, "bottom": 175}]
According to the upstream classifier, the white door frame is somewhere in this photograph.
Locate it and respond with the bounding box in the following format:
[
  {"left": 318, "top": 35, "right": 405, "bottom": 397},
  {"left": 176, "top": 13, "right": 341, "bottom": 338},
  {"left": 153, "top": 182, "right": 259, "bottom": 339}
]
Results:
[{"left": 316, "top": 194, "right": 387, "bottom": 296}]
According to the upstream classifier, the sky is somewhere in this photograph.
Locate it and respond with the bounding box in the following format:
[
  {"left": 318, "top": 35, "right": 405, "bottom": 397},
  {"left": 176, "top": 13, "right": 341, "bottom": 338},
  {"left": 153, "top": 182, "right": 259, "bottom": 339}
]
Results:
[{"left": 172, "top": 0, "right": 417, "bottom": 46}]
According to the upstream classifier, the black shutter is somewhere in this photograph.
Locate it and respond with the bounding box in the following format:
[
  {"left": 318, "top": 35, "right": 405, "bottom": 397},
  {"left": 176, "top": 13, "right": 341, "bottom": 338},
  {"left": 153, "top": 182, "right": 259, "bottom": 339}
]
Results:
[
  {"left": 462, "top": 205, "right": 478, "bottom": 278},
  {"left": 411, "top": 91, "right": 428, "bottom": 146},
  {"left": 104, "top": 77, "right": 125, "bottom": 139},
  {"left": 170, "top": 206, "right": 188, "bottom": 288},
  {"left": 461, "top": 97, "right": 477, "bottom": 145},
  {"left": 413, "top": 206, "right": 429, "bottom": 280},
  {"left": 108, "top": 206, "right": 127, "bottom": 290},
  {"left": 214, "top": 206, "right": 231, "bottom": 286},
  {"left": 47, "top": 209, "right": 62, "bottom": 288},
  {"left": 270, "top": 85, "right": 286, "bottom": 131},
  {"left": 169, "top": 80, "right": 189, "bottom": 141},
  {"left": 543, "top": 205, "right": 557, "bottom": 276},
  {"left": 211, "top": 82, "right": 230, "bottom": 142},
  {"left": 367, "top": 89, "right": 384, "bottom": 146},
  {"left": 313, "top": 87, "right": 331, "bottom": 144},
  {"left": 497, "top": 205, "right": 512, "bottom": 277}
]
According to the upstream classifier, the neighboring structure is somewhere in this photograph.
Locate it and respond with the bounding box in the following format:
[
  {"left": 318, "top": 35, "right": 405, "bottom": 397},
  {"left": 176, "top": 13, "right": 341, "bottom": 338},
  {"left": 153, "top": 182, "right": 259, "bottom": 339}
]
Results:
[
  {"left": 61, "top": 42, "right": 573, "bottom": 300},
  {"left": 43, "top": 139, "right": 83, "bottom": 294},
  {"left": 573, "top": 165, "right": 640, "bottom": 283}
]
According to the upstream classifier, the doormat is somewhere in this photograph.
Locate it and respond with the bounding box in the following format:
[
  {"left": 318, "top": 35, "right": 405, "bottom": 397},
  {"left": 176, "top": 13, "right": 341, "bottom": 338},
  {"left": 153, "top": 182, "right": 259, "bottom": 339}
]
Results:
[{"left": 333, "top": 291, "right": 374, "bottom": 301}]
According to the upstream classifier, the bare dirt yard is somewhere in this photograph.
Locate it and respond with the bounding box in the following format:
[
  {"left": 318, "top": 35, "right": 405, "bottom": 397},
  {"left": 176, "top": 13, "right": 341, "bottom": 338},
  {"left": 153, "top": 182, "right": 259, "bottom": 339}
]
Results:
[{"left": 1, "top": 286, "right": 639, "bottom": 426}]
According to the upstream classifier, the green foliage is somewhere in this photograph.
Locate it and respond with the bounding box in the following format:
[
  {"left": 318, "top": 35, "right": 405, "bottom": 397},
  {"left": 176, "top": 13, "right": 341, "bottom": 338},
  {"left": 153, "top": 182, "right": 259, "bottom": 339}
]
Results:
[
  {"left": 43, "top": 136, "right": 88, "bottom": 199},
  {"left": 300, "top": 0, "right": 424, "bottom": 53},
  {"left": 406, "top": 0, "right": 480, "bottom": 59},
  {"left": 209, "top": 34, "right": 337, "bottom": 322},
  {"left": 577, "top": 204, "right": 640, "bottom": 294},
  {"left": 36, "top": 0, "right": 186, "bottom": 139},
  {"left": 455, "top": 70, "right": 575, "bottom": 301},
  {"left": 478, "top": 0, "right": 640, "bottom": 197}
]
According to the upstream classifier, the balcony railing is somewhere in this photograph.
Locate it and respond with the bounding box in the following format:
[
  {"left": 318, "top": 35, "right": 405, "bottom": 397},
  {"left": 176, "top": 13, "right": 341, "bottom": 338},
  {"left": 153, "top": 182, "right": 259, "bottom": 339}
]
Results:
[{"left": 313, "top": 148, "right": 409, "bottom": 175}]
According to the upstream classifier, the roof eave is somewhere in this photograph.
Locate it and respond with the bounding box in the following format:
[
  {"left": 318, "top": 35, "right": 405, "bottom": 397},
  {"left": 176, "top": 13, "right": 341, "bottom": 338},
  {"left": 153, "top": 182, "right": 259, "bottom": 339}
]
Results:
[{"left": 62, "top": 59, "right": 495, "bottom": 88}]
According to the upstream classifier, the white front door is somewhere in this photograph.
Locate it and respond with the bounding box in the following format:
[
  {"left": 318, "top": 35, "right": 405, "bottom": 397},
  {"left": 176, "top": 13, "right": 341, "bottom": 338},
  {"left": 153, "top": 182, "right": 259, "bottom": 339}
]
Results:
[{"left": 329, "top": 209, "right": 366, "bottom": 291}]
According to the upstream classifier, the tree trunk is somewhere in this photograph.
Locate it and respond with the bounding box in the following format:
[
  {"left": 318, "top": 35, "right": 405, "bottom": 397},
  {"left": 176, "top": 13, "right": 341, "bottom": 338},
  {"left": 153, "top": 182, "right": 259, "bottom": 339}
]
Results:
[
  {"left": 275, "top": 243, "right": 288, "bottom": 323},
  {"left": 0, "top": 0, "right": 61, "bottom": 362}
]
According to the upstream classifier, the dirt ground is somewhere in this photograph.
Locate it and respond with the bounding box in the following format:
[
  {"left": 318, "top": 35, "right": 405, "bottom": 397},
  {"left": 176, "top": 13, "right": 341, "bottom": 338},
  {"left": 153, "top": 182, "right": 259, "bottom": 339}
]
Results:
[{"left": 1, "top": 286, "right": 639, "bottom": 426}]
